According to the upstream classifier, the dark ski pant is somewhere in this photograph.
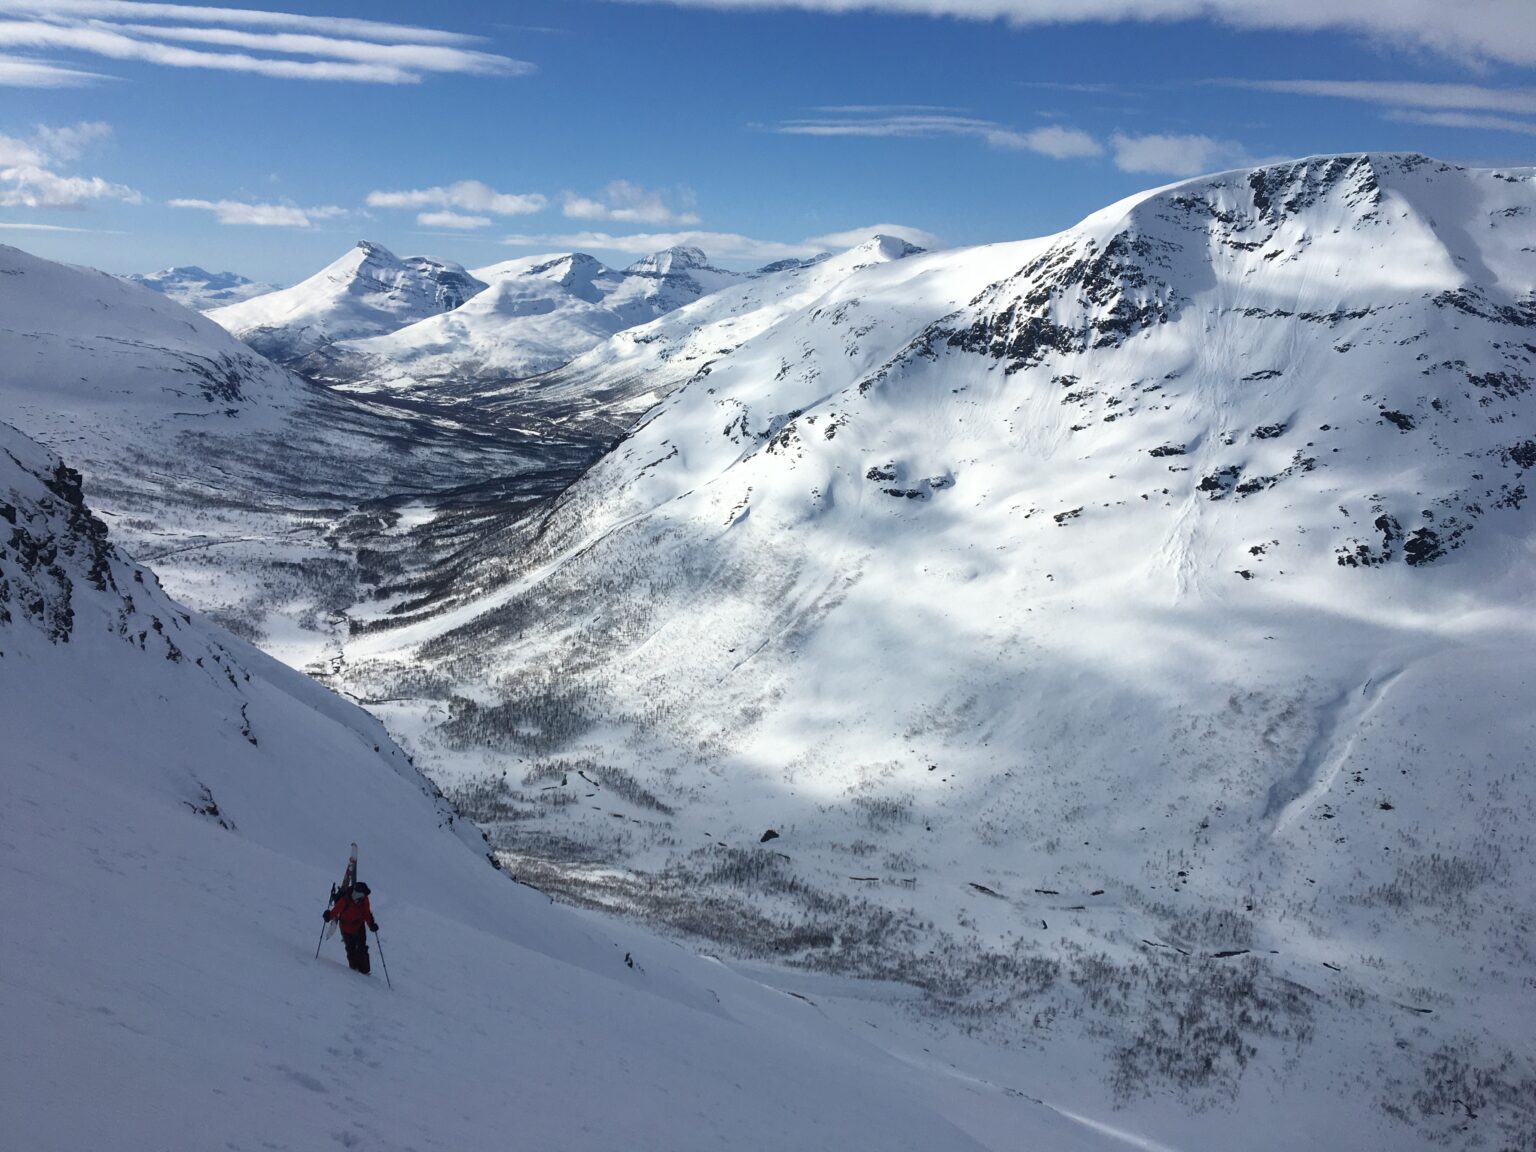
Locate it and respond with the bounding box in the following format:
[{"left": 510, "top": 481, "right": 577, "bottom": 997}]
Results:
[{"left": 342, "top": 929, "right": 371, "bottom": 974}]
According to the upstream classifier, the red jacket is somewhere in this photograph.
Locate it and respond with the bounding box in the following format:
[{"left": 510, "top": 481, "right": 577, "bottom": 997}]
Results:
[{"left": 328, "top": 891, "right": 374, "bottom": 936}]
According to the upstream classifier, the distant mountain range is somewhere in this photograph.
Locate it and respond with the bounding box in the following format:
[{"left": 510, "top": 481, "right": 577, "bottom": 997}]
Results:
[
  {"left": 206, "top": 240, "right": 837, "bottom": 394},
  {"left": 123, "top": 265, "right": 278, "bottom": 311}
]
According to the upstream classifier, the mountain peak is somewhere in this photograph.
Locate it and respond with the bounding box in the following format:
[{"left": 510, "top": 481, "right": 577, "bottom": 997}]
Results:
[
  {"left": 853, "top": 234, "right": 927, "bottom": 262},
  {"left": 626, "top": 246, "right": 712, "bottom": 277}
]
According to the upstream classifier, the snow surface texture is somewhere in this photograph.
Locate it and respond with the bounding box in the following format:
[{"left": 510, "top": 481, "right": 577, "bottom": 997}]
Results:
[
  {"left": 122, "top": 266, "right": 278, "bottom": 312},
  {"left": 0, "top": 420, "right": 1125, "bottom": 1152},
  {"left": 335, "top": 156, "right": 1536, "bottom": 1149},
  {"left": 207, "top": 240, "right": 485, "bottom": 371}
]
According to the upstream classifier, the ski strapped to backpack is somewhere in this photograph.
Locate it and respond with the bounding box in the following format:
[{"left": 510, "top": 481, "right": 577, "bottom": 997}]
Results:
[{"left": 314, "top": 842, "right": 358, "bottom": 958}]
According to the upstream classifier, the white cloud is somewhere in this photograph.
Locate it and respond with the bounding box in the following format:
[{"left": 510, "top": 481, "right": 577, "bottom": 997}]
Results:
[
  {"left": 0, "top": 134, "right": 47, "bottom": 167},
  {"left": 367, "top": 180, "right": 546, "bottom": 216},
  {"left": 1230, "top": 79, "right": 1536, "bottom": 116},
  {"left": 562, "top": 181, "right": 701, "bottom": 226},
  {"left": 0, "top": 52, "right": 104, "bottom": 86},
  {"left": 0, "top": 5, "right": 532, "bottom": 84},
  {"left": 33, "top": 119, "right": 111, "bottom": 161},
  {"left": 4, "top": 2, "right": 478, "bottom": 45},
  {"left": 1, "top": 164, "right": 140, "bottom": 207},
  {"left": 169, "top": 198, "right": 343, "bottom": 226},
  {"left": 417, "top": 210, "right": 492, "bottom": 229},
  {"left": 606, "top": 0, "right": 1536, "bottom": 68},
  {"left": 0, "top": 219, "right": 121, "bottom": 231},
  {"left": 1109, "top": 131, "right": 1248, "bottom": 176},
  {"left": 0, "top": 120, "right": 138, "bottom": 208},
  {"left": 1013, "top": 124, "right": 1104, "bottom": 158},
  {"left": 776, "top": 111, "right": 1103, "bottom": 159},
  {"left": 1385, "top": 109, "right": 1536, "bottom": 136}
]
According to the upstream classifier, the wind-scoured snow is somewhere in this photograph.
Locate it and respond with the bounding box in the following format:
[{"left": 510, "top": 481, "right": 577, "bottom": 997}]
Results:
[
  {"left": 334, "top": 155, "right": 1536, "bottom": 1149},
  {"left": 0, "top": 420, "right": 1122, "bottom": 1152}
]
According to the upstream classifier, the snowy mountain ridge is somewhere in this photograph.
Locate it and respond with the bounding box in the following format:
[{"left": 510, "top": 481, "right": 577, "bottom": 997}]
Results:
[{"left": 207, "top": 240, "right": 486, "bottom": 370}]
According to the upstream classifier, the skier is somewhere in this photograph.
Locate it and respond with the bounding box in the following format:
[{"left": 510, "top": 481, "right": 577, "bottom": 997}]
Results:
[{"left": 323, "top": 882, "right": 379, "bottom": 975}]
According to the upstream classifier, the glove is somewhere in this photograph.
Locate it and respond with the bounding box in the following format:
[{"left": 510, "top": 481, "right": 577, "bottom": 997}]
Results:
[
  {"left": 369, "top": 921, "right": 379, "bottom": 932},
  {"left": 322, "top": 910, "right": 332, "bottom": 922}
]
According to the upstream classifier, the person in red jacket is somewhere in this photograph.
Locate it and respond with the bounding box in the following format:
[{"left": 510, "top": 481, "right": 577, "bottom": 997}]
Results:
[{"left": 323, "top": 882, "right": 379, "bottom": 974}]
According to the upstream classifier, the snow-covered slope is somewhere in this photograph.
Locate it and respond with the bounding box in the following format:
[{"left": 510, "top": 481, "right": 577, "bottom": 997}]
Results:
[
  {"left": 207, "top": 240, "right": 485, "bottom": 369},
  {"left": 1, "top": 420, "right": 1108, "bottom": 1152},
  {"left": 123, "top": 265, "right": 277, "bottom": 311},
  {"left": 470, "top": 233, "right": 928, "bottom": 438},
  {"left": 0, "top": 243, "right": 300, "bottom": 452},
  {"left": 316, "top": 246, "right": 763, "bottom": 397},
  {"left": 335, "top": 155, "right": 1536, "bottom": 1148}
]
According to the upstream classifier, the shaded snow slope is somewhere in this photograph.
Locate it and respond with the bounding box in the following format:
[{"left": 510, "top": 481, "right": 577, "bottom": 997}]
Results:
[
  {"left": 1, "top": 421, "right": 1110, "bottom": 1152},
  {"left": 123, "top": 266, "right": 277, "bottom": 311},
  {"left": 334, "top": 156, "right": 1536, "bottom": 1148},
  {"left": 207, "top": 240, "right": 485, "bottom": 369}
]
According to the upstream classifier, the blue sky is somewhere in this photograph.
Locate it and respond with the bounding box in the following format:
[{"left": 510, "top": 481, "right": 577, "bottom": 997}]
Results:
[{"left": 2, "top": 0, "right": 1534, "bottom": 283}]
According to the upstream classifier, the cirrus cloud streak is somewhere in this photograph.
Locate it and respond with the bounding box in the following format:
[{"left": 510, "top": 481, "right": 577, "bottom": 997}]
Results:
[{"left": 611, "top": 0, "right": 1536, "bottom": 68}]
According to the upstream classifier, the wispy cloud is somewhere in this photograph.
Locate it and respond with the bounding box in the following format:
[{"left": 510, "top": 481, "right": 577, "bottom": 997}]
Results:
[
  {"left": 169, "top": 198, "right": 345, "bottom": 226},
  {"left": 775, "top": 111, "right": 1103, "bottom": 158},
  {"left": 4, "top": 2, "right": 478, "bottom": 45},
  {"left": 0, "top": 3, "right": 532, "bottom": 84},
  {"left": 367, "top": 181, "right": 547, "bottom": 217},
  {"left": 1224, "top": 78, "right": 1536, "bottom": 139},
  {"left": 608, "top": 0, "right": 1536, "bottom": 68},
  {"left": 0, "top": 218, "right": 122, "bottom": 231},
  {"left": 0, "top": 120, "right": 139, "bottom": 207},
  {"left": 0, "top": 51, "right": 106, "bottom": 85},
  {"left": 1385, "top": 109, "right": 1536, "bottom": 136},
  {"left": 562, "top": 181, "right": 701, "bottom": 226},
  {"left": 1109, "top": 131, "right": 1249, "bottom": 176},
  {"left": 416, "top": 210, "right": 492, "bottom": 230},
  {"left": 1228, "top": 79, "right": 1536, "bottom": 117}
]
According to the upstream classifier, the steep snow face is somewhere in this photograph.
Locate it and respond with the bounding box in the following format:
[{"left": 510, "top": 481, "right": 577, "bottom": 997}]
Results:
[
  {"left": 207, "top": 240, "right": 486, "bottom": 367},
  {"left": 122, "top": 265, "right": 277, "bottom": 311},
  {"left": 2, "top": 421, "right": 1078, "bottom": 1152},
  {"left": 337, "top": 157, "right": 1536, "bottom": 1147}
]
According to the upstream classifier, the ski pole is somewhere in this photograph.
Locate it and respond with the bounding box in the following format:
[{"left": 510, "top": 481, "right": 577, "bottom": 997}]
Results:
[
  {"left": 314, "top": 884, "right": 337, "bottom": 959},
  {"left": 373, "top": 928, "right": 392, "bottom": 990}
]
